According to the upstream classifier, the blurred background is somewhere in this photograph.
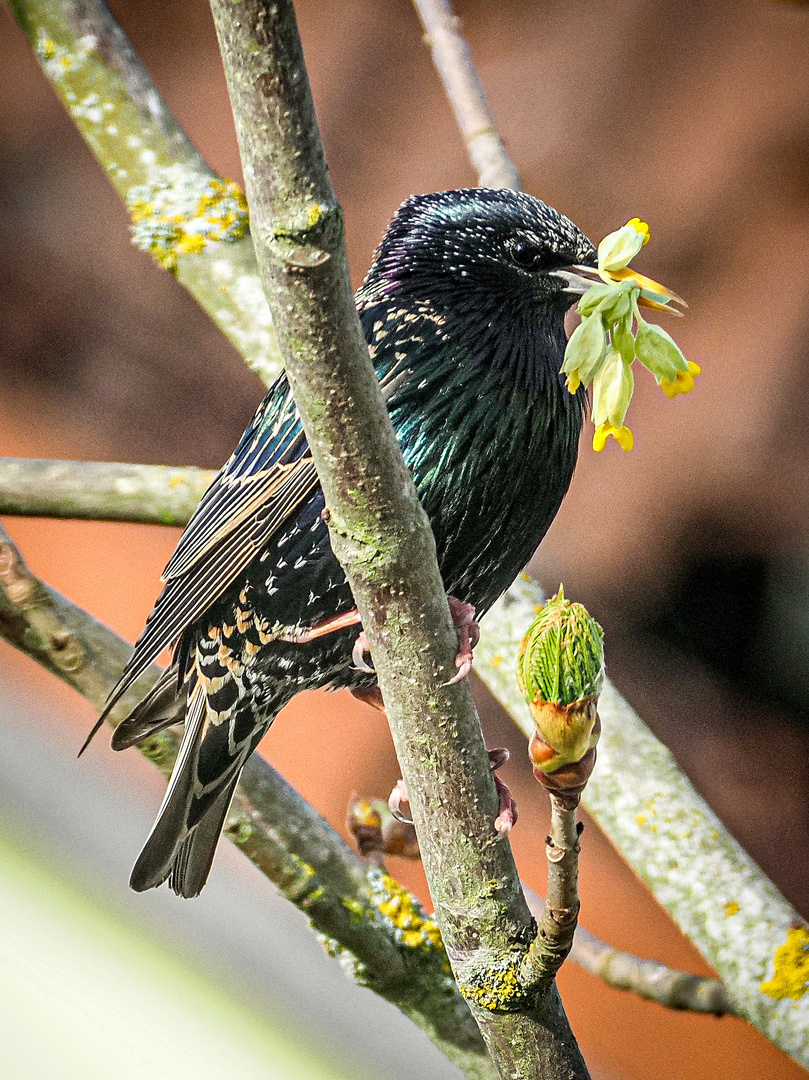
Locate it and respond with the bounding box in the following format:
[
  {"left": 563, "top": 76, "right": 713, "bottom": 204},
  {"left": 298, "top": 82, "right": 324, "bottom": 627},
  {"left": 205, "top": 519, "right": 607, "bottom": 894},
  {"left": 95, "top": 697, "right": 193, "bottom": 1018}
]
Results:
[{"left": 1, "top": 0, "right": 808, "bottom": 1077}]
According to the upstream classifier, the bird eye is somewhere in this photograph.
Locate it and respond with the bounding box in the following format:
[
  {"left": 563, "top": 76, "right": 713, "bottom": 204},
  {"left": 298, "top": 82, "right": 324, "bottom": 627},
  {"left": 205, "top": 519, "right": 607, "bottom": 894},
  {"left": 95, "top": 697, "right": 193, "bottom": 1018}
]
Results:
[{"left": 508, "top": 240, "right": 554, "bottom": 271}]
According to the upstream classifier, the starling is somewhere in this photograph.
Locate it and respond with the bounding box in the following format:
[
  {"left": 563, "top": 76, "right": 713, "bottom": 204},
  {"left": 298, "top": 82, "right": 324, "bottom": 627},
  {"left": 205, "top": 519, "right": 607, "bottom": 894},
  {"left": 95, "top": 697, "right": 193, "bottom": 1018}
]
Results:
[{"left": 95, "top": 188, "right": 597, "bottom": 896}]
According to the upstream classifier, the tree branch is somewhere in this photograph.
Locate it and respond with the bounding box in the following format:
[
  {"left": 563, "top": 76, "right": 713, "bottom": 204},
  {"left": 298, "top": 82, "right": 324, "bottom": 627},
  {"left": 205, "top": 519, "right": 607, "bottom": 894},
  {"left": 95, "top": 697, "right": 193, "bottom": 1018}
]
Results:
[
  {"left": 7, "top": 0, "right": 283, "bottom": 387},
  {"left": 411, "top": 0, "right": 521, "bottom": 190},
  {"left": 0, "top": 518, "right": 497, "bottom": 1080},
  {"left": 521, "top": 796, "right": 582, "bottom": 987},
  {"left": 207, "top": 2, "right": 588, "bottom": 1077},
  {"left": 0, "top": 458, "right": 214, "bottom": 525}
]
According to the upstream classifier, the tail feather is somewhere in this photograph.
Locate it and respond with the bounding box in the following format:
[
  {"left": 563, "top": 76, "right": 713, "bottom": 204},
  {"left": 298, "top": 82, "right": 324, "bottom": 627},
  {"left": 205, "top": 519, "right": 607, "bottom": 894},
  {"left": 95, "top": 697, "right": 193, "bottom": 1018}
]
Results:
[
  {"left": 167, "top": 773, "right": 241, "bottom": 898},
  {"left": 111, "top": 666, "right": 187, "bottom": 751},
  {"left": 129, "top": 684, "right": 207, "bottom": 892}
]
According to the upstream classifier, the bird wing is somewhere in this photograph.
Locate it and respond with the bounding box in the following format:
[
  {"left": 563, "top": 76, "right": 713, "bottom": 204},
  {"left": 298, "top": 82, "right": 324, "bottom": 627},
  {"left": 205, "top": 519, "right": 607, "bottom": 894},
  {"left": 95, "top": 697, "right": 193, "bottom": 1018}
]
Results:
[{"left": 95, "top": 374, "right": 319, "bottom": 730}]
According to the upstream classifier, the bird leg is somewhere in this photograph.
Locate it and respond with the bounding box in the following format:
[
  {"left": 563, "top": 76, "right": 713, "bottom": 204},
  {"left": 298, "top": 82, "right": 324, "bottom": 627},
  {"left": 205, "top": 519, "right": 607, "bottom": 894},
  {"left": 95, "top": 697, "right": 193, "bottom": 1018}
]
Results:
[
  {"left": 290, "top": 596, "right": 480, "bottom": 682},
  {"left": 388, "top": 747, "right": 518, "bottom": 835}
]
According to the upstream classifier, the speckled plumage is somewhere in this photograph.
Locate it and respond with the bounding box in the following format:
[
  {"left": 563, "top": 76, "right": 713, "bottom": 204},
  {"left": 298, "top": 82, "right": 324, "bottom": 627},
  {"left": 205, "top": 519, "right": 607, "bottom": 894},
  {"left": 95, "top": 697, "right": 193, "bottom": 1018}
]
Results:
[{"left": 101, "top": 188, "right": 595, "bottom": 896}]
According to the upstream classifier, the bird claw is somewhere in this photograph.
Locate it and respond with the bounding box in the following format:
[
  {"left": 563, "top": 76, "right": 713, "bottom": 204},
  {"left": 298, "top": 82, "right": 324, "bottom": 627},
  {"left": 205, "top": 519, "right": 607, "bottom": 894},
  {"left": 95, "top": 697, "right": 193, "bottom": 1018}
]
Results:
[
  {"left": 442, "top": 596, "right": 480, "bottom": 686},
  {"left": 388, "top": 778, "right": 412, "bottom": 824},
  {"left": 386, "top": 748, "right": 517, "bottom": 835},
  {"left": 352, "top": 631, "right": 375, "bottom": 673}
]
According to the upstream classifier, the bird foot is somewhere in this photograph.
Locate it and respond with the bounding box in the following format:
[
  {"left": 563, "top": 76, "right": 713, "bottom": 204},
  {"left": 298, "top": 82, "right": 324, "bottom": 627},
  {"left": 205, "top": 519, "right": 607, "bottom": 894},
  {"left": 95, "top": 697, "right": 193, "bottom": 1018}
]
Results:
[
  {"left": 387, "top": 747, "right": 517, "bottom": 834},
  {"left": 351, "top": 630, "right": 375, "bottom": 673},
  {"left": 443, "top": 596, "right": 480, "bottom": 684}
]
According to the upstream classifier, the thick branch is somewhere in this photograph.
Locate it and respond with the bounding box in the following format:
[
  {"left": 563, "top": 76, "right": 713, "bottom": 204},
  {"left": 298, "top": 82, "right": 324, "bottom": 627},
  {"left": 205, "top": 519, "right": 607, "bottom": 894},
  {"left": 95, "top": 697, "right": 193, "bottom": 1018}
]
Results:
[
  {"left": 412, "top": 0, "right": 521, "bottom": 190},
  {"left": 0, "top": 519, "right": 495, "bottom": 1079},
  {"left": 207, "top": 3, "right": 587, "bottom": 1077},
  {"left": 8, "top": 0, "right": 283, "bottom": 386}
]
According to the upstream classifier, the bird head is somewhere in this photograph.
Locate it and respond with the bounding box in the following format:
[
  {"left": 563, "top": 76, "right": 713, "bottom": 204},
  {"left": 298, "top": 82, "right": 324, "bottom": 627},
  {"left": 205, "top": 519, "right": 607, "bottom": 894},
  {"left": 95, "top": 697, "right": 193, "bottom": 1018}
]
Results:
[{"left": 362, "top": 188, "right": 597, "bottom": 326}]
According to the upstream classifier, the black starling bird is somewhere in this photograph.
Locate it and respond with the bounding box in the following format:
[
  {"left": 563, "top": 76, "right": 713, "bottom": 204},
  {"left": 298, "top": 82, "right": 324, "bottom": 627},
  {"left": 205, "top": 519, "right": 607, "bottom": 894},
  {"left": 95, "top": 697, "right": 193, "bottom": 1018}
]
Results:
[{"left": 96, "top": 188, "right": 597, "bottom": 896}]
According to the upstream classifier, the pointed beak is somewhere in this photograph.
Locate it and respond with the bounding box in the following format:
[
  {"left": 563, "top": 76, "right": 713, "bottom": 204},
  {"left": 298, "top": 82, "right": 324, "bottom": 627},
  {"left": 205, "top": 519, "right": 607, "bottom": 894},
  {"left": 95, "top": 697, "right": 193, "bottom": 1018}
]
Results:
[{"left": 552, "top": 264, "right": 687, "bottom": 314}]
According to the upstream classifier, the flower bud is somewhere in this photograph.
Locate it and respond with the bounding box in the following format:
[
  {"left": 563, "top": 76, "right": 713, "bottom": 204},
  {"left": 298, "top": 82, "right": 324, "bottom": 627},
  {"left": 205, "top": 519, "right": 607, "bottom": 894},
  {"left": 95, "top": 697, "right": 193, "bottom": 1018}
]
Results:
[
  {"left": 597, "top": 218, "right": 650, "bottom": 273},
  {"left": 517, "top": 589, "right": 604, "bottom": 778},
  {"left": 561, "top": 313, "right": 607, "bottom": 389},
  {"left": 592, "top": 347, "right": 634, "bottom": 429},
  {"left": 634, "top": 321, "right": 688, "bottom": 384}
]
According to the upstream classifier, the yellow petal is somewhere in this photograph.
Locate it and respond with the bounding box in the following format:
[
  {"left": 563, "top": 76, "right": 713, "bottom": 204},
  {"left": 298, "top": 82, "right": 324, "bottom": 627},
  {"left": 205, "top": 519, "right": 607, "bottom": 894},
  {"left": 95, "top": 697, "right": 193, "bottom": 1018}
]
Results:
[
  {"left": 626, "top": 217, "right": 650, "bottom": 244},
  {"left": 593, "top": 423, "right": 634, "bottom": 452},
  {"left": 660, "top": 361, "right": 701, "bottom": 398}
]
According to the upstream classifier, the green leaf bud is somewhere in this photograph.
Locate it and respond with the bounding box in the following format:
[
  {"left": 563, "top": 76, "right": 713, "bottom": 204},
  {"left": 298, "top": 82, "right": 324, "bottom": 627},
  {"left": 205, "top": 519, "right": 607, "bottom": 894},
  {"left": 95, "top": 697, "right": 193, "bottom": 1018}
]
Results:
[{"left": 517, "top": 589, "right": 604, "bottom": 775}]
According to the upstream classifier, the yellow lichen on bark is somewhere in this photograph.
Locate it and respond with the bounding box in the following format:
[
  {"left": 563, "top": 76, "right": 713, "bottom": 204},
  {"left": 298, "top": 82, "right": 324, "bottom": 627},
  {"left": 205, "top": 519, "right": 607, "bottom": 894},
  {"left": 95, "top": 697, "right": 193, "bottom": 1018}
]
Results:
[{"left": 760, "top": 926, "right": 809, "bottom": 1001}]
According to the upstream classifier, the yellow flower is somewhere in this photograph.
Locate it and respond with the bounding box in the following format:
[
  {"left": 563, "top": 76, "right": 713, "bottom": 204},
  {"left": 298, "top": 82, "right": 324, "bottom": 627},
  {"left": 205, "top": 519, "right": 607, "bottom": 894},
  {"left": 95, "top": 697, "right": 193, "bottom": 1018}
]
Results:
[
  {"left": 593, "top": 423, "right": 634, "bottom": 452},
  {"left": 660, "top": 361, "right": 701, "bottom": 398},
  {"left": 592, "top": 346, "right": 634, "bottom": 430}
]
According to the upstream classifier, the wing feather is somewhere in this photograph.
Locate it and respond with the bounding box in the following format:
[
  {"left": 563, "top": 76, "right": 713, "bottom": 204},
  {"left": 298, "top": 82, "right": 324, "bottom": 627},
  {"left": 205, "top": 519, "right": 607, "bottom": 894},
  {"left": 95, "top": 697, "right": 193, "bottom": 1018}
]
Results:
[{"left": 98, "top": 376, "right": 320, "bottom": 724}]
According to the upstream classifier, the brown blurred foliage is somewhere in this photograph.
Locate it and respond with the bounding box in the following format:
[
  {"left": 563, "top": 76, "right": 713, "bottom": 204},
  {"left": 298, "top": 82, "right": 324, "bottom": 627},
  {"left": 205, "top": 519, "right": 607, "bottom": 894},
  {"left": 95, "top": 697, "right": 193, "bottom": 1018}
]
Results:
[{"left": 1, "top": 1, "right": 809, "bottom": 1078}]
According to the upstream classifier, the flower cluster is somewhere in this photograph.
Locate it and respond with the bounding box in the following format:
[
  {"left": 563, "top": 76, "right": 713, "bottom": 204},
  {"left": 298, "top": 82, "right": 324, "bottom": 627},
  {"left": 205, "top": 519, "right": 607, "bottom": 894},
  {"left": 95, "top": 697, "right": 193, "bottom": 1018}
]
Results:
[{"left": 562, "top": 219, "right": 700, "bottom": 451}]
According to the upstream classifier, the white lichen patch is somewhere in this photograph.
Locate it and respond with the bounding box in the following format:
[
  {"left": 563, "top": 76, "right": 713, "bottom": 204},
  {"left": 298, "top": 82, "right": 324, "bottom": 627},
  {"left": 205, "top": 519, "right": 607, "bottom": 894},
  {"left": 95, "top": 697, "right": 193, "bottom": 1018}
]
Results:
[
  {"left": 127, "top": 164, "right": 249, "bottom": 272},
  {"left": 35, "top": 32, "right": 95, "bottom": 81}
]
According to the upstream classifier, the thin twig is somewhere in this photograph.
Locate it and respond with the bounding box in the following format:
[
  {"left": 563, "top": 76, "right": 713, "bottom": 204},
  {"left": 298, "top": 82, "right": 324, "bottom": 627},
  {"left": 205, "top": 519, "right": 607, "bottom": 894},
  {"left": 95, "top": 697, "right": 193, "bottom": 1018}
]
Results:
[
  {"left": 0, "top": 519, "right": 496, "bottom": 1079},
  {"left": 522, "top": 796, "right": 582, "bottom": 986},
  {"left": 571, "top": 925, "right": 737, "bottom": 1016},
  {"left": 412, "top": 0, "right": 521, "bottom": 190}
]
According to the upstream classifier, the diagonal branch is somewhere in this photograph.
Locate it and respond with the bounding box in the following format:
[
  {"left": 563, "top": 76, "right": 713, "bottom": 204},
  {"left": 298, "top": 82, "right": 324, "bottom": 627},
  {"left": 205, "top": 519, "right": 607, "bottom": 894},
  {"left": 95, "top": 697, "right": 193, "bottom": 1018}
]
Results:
[
  {"left": 7, "top": 0, "right": 283, "bottom": 387},
  {"left": 0, "top": 519, "right": 496, "bottom": 1080},
  {"left": 206, "top": 2, "right": 588, "bottom": 1078}
]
